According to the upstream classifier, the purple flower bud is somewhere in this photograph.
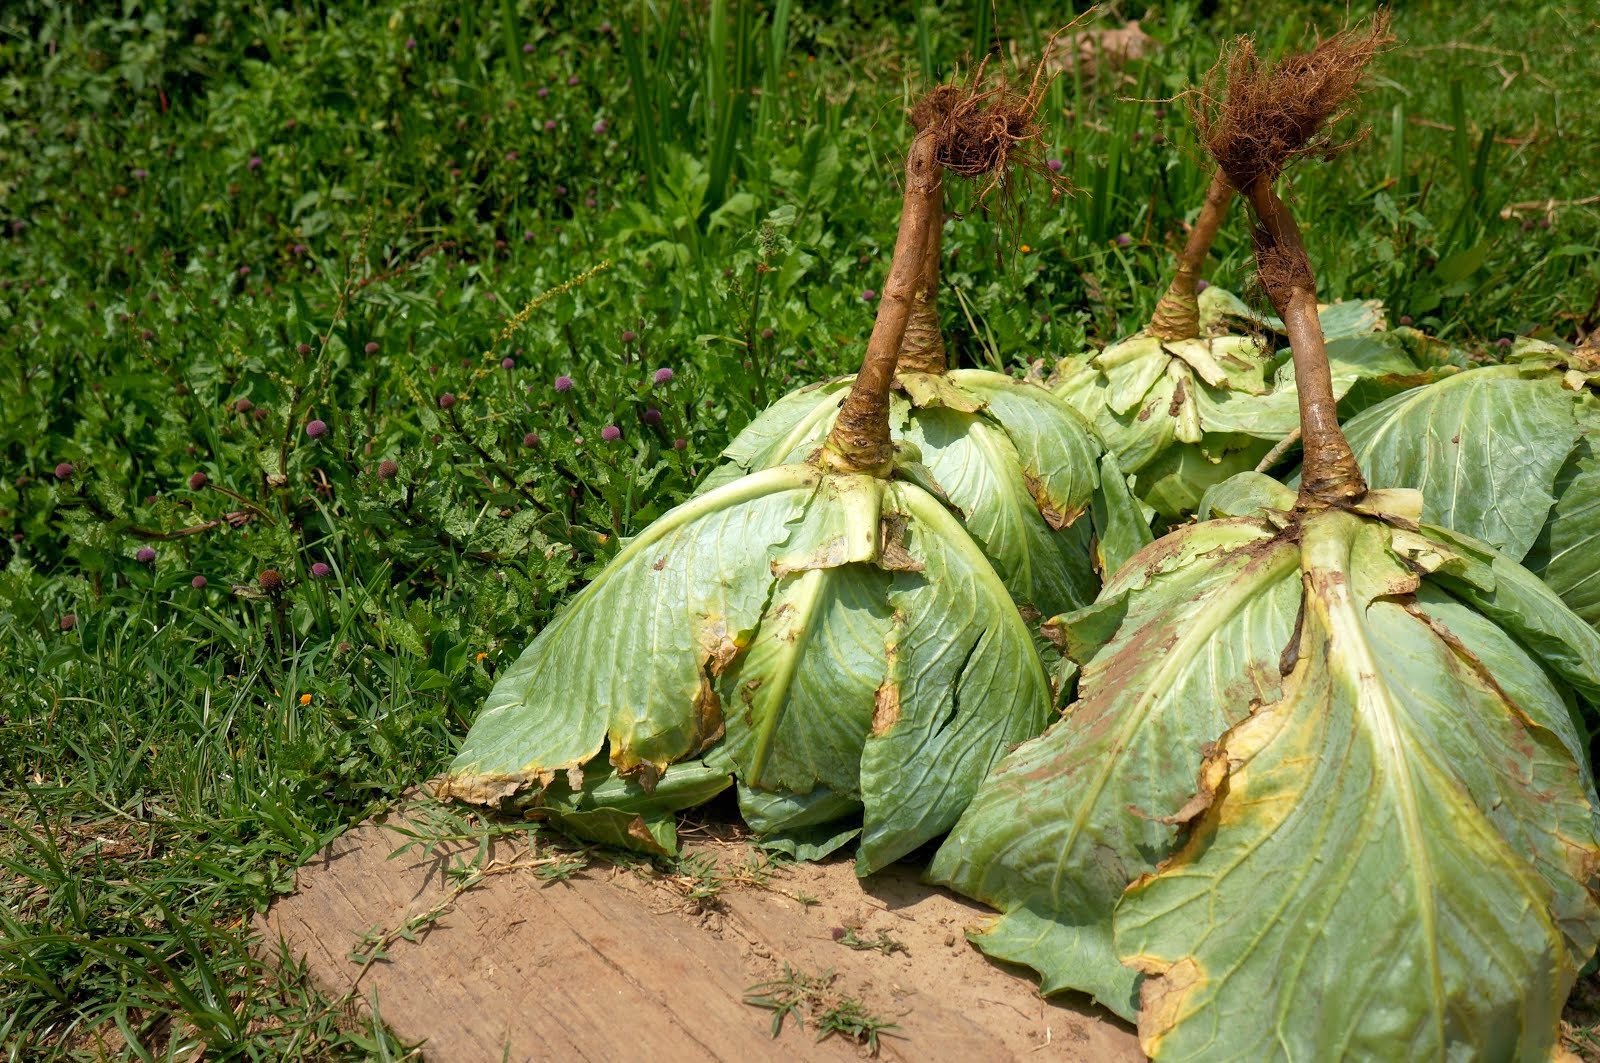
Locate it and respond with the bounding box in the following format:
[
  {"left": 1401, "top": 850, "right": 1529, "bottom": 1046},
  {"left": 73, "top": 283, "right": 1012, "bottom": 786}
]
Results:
[
  {"left": 136, "top": 547, "right": 157, "bottom": 564},
  {"left": 141, "top": 328, "right": 156, "bottom": 341},
  {"left": 54, "top": 462, "right": 74, "bottom": 480},
  {"left": 673, "top": 437, "right": 687, "bottom": 451},
  {"left": 567, "top": 75, "right": 580, "bottom": 86},
  {"left": 523, "top": 230, "right": 535, "bottom": 241},
  {"left": 1196, "top": 279, "right": 1210, "bottom": 292},
  {"left": 188, "top": 471, "right": 208, "bottom": 490},
  {"left": 238, "top": 265, "right": 251, "bottom": 277},
  {"left": 191, "top": 575, "right": 208, "bottom": 589},
  {"left": 1115, "top": 233, "right": 1132, "bottom": 248},
  {"left": 554, "top": 374, "right": 574, "bottom": 393},
  {"left": 760, "top": 327, "right": 774, "bottom": 340},
  {"left": 593, "top": 119, "right": 608, "bottom": 135},
  {"left": 438, "top": 392, "right": 456, "bottom": 409},
  {"left": 643, "top": 407, "right": 662, "bottom": 426},
  {"left": 537, "top": 87, "right": 550, "bottom": 98},
  {"left": 293, "top": 243, "right": 308, "bottom": 254},
  {"left": 652, "top": 367, "right": 674, "bottom": 385},
  {"left": 861, "top": 289, "right": 876, "bottom": 301},
  {"left": 584, "top": 196, "right": 597, "bottom": 209},
  {"left": 1496, "top": 337, "right": 1513, "bottom": 348},
  {"left": 544, "top": 119, "right": 557, "bottom": 131},
  {"left": 1399, "top": 315, "right": 1413, "bottom": 326},
  {"left": 621, "top": 330, "right": 637, "bottom": 343},
  {"left": 601, "top": 425, "right": 621, "bottom": 442},
  {"left": 294, "top": 342, "right": 311, "bottom": 356},
  {"left": 554, "top": 184, "right": 567, "bottom": 197},
  {"left": 305, "top": 419, "right": 328, "bottom": 439},
  {"left": 406, "top": 37, "right": 416, "bottom": 49},
  {"left": 133, "top": 168, "right": 148, "bottom": 180},
  {"left": 600, "top": 21, "right": 613, "bottom": 33},
  {"left": 248, "top": 156, "right": 262, "bottom": 170},
  {"left": 310, "top": 562, "right": 331, "bottom": 579},
  {"left": 501, "top": 357, "right": 516, "bottom": 369},
  {"left": 523, "top": 431, "right": 540, "bottom": 448},
  {"left": 364, "top": 341, "right": 379, "bottom": 354},
  {"left": 505, "top": 150, "right": 519, "bottom": 162},
  {"left": 1046, "top": 158, "right": 1063, "bottom": 172},
  {"left": 234, "top": 398, "right": 253, "bottom": 413},
  {"left": 522, "top": 42, "right": 534, "bottom": 54},
  {"left": 59, "top": 613, "right": 76, "bottom": 631}
]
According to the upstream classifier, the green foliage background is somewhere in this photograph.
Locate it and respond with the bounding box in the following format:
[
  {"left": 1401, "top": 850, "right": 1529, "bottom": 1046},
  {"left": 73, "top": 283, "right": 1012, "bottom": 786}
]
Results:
[{"left": 2, "top": 0, "right": 1596, "bottom": 1056}]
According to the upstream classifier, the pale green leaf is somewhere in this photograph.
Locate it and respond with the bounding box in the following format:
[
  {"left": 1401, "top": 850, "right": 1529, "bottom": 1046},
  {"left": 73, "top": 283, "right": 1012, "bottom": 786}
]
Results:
[
  {"left": 855, "top": 483, "right": 1054, "bottom": 874},
  {"left": 1526, "top": 444, "right": 1600, "bottom": 627},
  {"left": 442, "top": 466, "right": 821, "bottom": 803},
  {"left": 1338, "top": 367, "right": 1582, "bottom": 559},
  {"left": 927, "top": 517, "right": 1301, "bottom": 1017},
  {"left": 704, "top": 370, "right": 1117, "bottom": 616},
  {"left": 1114, "top": 510, "right": 1599, "bottom": 1062}
]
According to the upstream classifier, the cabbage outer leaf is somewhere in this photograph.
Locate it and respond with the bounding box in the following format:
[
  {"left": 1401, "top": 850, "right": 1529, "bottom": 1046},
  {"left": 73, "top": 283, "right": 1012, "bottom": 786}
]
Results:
[
  {"left": 701, "top": 369, "right": 1146, "bottom": 616},
  {"left": 927, "top": 517, "right": 1302, "bottom": 1018},
  {"left": 1339, "top": 365, "right": 1582, "bottom": 559},
  {"left": 1052, "top": 308, "right": 1417, "bottom": 518},
  {"left": 442, "top": 463, "right": 1051, "bottom": 873},
  {"left": 1535, "top": 448, "right": 1600, "bottom": 625},
  {"left": 1114, "top": 509, "right": 1600, "bottom": 1062}
]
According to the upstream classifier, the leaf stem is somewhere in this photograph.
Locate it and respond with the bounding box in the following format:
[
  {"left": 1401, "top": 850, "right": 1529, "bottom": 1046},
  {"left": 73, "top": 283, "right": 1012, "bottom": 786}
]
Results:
[
  {"left": 822, "top": 128, "right": 943, "bottom": 475},
  {"left": 1148, "top": 168, "right": 1233, "bottom": 341},
  {"left": 895, "top": 182, "right": 947, "bottom": 374},
  {"left": 1242, "top": 177, "right": 1366, "bottom": 507}
]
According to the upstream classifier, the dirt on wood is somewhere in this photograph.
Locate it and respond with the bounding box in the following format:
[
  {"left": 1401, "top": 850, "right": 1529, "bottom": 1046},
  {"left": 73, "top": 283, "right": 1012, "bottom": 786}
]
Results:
[{"left": 255, "top": 799, "right": 1142, "bottom": 1062}]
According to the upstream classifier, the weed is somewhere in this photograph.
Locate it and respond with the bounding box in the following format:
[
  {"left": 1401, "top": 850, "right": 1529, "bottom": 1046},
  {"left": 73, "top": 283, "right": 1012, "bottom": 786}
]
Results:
[
  {"left": 833, "top": 926, "right": 909, "bottom": 957},
  {"left": 743, "top": 965, "right": 899, "bottom": 1055}
]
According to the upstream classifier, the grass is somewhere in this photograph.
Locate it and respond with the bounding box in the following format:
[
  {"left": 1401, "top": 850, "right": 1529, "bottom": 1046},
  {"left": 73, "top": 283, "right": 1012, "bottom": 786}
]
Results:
[
  {"left": 743, "top": 965, "right": 900, "bottom": 1055},
  {"left": 1, "top": 0, "right": 1597, "bottom": 1057}
]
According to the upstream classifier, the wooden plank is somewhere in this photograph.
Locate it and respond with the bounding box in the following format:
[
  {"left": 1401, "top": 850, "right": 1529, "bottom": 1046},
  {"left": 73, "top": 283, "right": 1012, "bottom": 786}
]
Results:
[{"left": 256, "top": 802, "right": 1142, "bottom": 1062}]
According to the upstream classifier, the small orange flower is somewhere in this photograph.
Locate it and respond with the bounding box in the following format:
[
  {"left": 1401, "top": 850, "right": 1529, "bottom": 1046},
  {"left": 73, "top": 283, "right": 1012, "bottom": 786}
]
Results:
[
  {"left": 1019, "top": 245, "right": 1032, "bottom": 253},
  {"left": 299, "top": 693, "right": 312, "bottom": 705},
  {"left": 475, "top": 652, "right": 488, "bottom": 662}
]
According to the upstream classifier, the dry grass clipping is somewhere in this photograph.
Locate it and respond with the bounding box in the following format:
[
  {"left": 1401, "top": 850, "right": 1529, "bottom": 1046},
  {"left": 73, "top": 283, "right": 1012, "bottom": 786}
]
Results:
[{"left": 1193, "top": 14, "right": 1394, "bottom": 191}]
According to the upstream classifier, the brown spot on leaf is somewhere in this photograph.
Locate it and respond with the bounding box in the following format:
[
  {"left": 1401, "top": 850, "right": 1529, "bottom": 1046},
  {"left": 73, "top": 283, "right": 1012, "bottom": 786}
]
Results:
[
  {"left": 652, "top": 555, "right": 669, "bottom": 571},
  {"left": 1167, "top": 376, "right": 1188, "bottom": 418},
  {"left": 1131, "top": 955, "right": 1205, "bottom": 1058},
  {"left": 607, "top": 743, "right": 665, "bottom": 793},
  {"left": 877, "top": 513, "right": 923, "bottom": 572},
  {"left": 871, "top": 679, "right": 902, "bottom": 737},
  {"left": 1279, "top": 597, "right": 1306, "bottom": 676},
  {"left": 1157, "top": 743, "right": 1229, "bottom": 826},
  {"left": 1022, "top": 469, "right": 1086, "bottom": 530}
]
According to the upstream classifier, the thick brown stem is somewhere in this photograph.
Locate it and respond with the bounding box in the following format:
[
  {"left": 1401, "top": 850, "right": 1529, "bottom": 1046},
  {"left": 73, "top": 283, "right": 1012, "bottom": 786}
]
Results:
[
  {"left": 1148, "top": 169, "right": 1234, "bottom": 341},
  {"left": 896, "top": 196, "right": 947, "bottom": 373},
  {"left": 1243, "top": 176, "right": 1366, "bottom": 508},
  {"left": 822, "top": 130, "right": 943, "bottom": 475}
]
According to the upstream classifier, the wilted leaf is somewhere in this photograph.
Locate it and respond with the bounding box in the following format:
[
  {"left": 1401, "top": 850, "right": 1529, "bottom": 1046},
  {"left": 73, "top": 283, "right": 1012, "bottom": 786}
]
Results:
[
  {"left": 1114, "top": 509, "right": 1600, "bottom": 1061},
  {"left": 704, "top": 369, "right": 1145, "bottom": 617},
  {"left": 928, "top": 516, "right": 1302, "bottom": 1017},
  {"left": 1053, "top": 293, "right": 1413, "bottom": 519},
  {"left": 443, "top": 461, "right": 1052, "bottom": 872}
]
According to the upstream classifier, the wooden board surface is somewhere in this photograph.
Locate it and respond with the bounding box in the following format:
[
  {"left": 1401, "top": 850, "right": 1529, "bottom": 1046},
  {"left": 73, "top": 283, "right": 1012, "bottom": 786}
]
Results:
[{"left": 255, "top": 800, "right": 1143, "bottom": 1062}]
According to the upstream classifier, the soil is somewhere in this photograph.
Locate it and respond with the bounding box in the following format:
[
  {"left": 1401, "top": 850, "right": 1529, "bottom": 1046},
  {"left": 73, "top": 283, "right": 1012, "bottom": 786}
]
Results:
[{"left": 254, "top": 798, "right": 1143, "bottom": 1062}]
